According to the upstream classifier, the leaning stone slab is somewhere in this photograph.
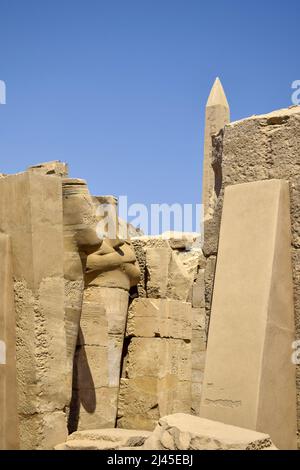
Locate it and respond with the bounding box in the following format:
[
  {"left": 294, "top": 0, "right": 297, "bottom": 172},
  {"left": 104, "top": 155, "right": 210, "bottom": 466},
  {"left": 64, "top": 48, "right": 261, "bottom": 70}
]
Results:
[
  {"left": 143, "top": 414, "right": 277, "bottom": 450},
  {"left": 200, "top": 180, "right": 297, "bottom": 450}
]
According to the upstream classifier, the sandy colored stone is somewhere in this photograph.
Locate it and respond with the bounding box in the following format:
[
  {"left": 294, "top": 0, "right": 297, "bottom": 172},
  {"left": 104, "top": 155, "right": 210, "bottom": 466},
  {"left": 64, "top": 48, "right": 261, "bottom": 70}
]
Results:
[
  {"left": 204, "top": 106, "right": 300, "bottom": 438},
  {"left": 131, "top": 239, "right": 147, "bottom": 297},
  {"left": 143, "top": 414, "right": 277, "bottom": 450},
  {"left": 0, "top": 234, "right": 19, "bottom": 449},
  {"left": 202, "top": 77, "right": 230, "bottom": 223},
  {"left": 19, "top": 411, "right": 67, "bottom": 451},
  {"left": 192, "top": 269, "right": 205, "bottom": 308},
  {"left": 63, "top": 178, "right": 101, "bottom": 396},
  {"left": 69, "top": 195, "right": 140, "bottom": 432},
  {"left": 201, "top": 180, "right": 297, "bottom": 450},
  {"left": 125, "top": 338, "right": 191, "bottom": 381},
  {"left": 133, "top": 234, "right": 199, "bottom": 302},
  {"left": 160, "top": 231, "right": 200, "bottom": 250},
  {"left": 204, "top": 255, "right": 216, "bottom": 333},
  {"left": 0, "top": 172, "right": 68, "bottom": 449},
  {"left": 145, "top": 246, "right": 199, "bottom": 302},
  {"left": 191, "top": 308, "right": 206, "bottom": 415},
  {"left": 126, "top": 298, "right": 192, "bottom": 340},
  {"left": 167, "top": 252, "right": 194, "bottom": 301},
  {"left": 145, "top": 248, "right": 171, "bottom": 298},
  {"left": 27, "top": 160, "right": 68, "bottom": 177},
  {"left": 118, "top": 337, "right": 192, "bottom": 430},
  {"left": 69, "top": 387, "right": 119, "bottom": 431},
  {"left": 55, "top": 428, "right": 151, "bottom": 450},
  {"left": 89, "top": 287, "right": 129, "bottom": 337},
  {"left": 70, "top": 287, "right": 129, "bottom": 430}
]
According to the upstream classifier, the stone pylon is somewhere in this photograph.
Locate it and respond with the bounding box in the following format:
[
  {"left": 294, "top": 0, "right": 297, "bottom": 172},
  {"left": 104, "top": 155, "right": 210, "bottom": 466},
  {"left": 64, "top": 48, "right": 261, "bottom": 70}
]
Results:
[{"left": 202, "top": 77, "right": 230, "bottom": 223}]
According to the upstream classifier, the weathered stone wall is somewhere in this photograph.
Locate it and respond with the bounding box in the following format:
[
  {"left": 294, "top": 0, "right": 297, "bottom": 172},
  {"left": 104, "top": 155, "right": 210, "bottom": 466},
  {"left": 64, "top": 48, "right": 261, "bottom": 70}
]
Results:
[
  {"left": 203, "top": 106, "right": 300, "bottom": 436},
  {"left": 118, "top": 234, "right": 206, "bottom": 429}
]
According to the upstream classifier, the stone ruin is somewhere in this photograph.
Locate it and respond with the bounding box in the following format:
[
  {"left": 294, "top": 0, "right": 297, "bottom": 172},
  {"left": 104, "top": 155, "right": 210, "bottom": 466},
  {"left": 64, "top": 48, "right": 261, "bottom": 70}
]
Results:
[{"left": 0, "top": 78, "right": 299, "bottom": 450}]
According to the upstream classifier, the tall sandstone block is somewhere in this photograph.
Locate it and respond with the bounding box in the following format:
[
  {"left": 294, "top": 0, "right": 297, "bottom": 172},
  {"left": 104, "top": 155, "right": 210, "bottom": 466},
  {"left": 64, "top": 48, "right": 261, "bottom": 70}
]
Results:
[
  {"left": 0, "top": 234, "right": 19, "bottom": 449},
  {"left": 200, "top": 180, "right": 297, "bottom": 450},
  {"left": 0, "top": 173, "right": 68, "bottom": 449}
]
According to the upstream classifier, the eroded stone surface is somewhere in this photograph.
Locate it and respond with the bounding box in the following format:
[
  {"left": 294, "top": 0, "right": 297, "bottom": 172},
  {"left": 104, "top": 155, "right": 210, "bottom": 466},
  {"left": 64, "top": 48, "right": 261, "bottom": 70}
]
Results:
[
  {"left": 143, "top": 414, "right": 277, "bottom": 450},
  {"left": 0, "top": 173, "right": 68, "bottom": 449},
  {"left": 55, "top": 428, "right": 151, "bottom": 450}
]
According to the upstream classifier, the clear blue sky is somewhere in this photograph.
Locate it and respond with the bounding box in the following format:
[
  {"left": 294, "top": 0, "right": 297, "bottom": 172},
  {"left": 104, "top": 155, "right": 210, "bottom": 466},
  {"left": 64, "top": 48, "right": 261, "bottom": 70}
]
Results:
[{"left": 0, "top": 0, "right": 298, "bottom": 216}]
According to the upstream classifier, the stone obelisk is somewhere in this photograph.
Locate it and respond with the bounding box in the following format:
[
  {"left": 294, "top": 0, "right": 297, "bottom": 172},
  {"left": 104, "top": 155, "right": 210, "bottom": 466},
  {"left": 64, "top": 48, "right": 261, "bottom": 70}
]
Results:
[{"left": 202, "top": 77, "right": 230, "bottom": 222}]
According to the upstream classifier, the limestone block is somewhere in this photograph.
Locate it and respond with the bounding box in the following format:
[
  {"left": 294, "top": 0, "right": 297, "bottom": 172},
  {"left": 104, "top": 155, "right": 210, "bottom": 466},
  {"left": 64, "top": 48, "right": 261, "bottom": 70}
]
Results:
[
  {"left": 132, "top": 235, "right": 170, "bottom": 298},
  {"left": 174, "top": 249, "right": 202, "bottom": 275},
  {"left": 134, "top": 235, "right": 199, "bottom": 302},
  {"left": 27, "top": 160, "right": 68, "bottom": 177},
  {"left": 126, "top": 298, "right": 192, "bottom": 340},
  {"left": 92, "top": 287, "right": 128, "bottom": 336},
  {"left": 143, "top": 414, "right": 277, "bottom": 450},
  {"left": 125, "top": 338, "right": 191, "bottom": 382},
  {"left": 134, "top": 236, "right": 170, "bottom": 249},
  {"left": 55, "top": 428, "right": 151, "bottom": 450},
  {"left": 192, "top": 307, "right": 206, "bottom": 333},
  {"left": 167, "top": 253, "right": 193, "bottom": 301},
  {"left": 70, "top": 387, "right": 119, "bottom": 431},
  {"left": 200, "top": 180, "right": 297, "bottom": 450},
  {"left": 117, "top": 377, "right": 160, "bottom": 430},
  {"left": 160, "top": 231, "right": 200, "bottom": 250},
  {"left": 19, "top": 411, "right": 67, "bottom": 450},
  {"left": 145, "top": 248, "right": 171, "bottom": 298},
  {"left": 118, "top": 337, "right": 192, "bottom": 430},
  {"left": 0, "top": 234, "right": 19, "bottom": 450}
]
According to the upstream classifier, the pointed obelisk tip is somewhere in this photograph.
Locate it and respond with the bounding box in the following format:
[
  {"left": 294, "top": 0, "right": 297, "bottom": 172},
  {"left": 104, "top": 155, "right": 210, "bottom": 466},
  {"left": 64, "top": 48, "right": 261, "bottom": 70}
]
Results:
[{"left": 206, "top": 77, "right": 229, "bottom": 108}]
